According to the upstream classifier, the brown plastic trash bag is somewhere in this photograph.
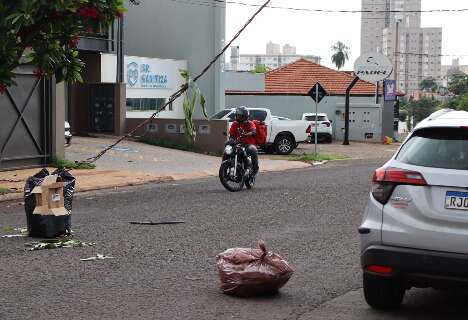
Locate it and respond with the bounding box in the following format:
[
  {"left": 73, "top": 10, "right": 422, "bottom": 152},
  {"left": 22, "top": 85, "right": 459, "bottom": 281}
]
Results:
[{"left": 216, "top": 240, "right": 294, "bottom": 296}]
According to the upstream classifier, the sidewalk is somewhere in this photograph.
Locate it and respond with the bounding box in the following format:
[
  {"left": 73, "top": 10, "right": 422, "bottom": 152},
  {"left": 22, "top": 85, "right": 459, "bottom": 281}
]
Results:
[
  {"left": 292, "top": 141, "right": 400, "bottom": 160},
  {"left": 0, "top": 136, "right": 310, "bottom": 202}
]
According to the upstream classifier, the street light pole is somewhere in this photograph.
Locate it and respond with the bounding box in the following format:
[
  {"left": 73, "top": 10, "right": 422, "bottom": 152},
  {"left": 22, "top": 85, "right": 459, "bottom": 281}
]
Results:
[
  {"left": 314, "top": 84, "right": 319, "bottom": 156},
  {"left": 116, "top": 16, "right": 124, "bottom": 83},
  {"left": 343, "top": 76, "right": 360, "bottom": 146},
  {"left": 394, "top": 20, "right": 400, "bottom": 92}
]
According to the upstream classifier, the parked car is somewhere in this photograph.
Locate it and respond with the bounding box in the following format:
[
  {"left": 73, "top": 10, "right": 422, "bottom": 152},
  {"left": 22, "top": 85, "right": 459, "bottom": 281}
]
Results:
[
  {"left": 301, "top": 113, "right": 333, "bottom": 143},
  {"left": 65, "top": 121, "right": 72, "bottom": 145},
  {"left": 212, "top": 108, "right": 311, "bottom": 155},
  {"left": 359, "top": 109, "right": 468, "bottom": 310}
]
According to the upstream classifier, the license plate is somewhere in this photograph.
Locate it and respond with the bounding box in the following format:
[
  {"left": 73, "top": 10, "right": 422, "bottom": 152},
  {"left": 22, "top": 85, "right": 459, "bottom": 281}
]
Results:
[{"left": 445, "top": 191, "right": 468, "bottom": 211}]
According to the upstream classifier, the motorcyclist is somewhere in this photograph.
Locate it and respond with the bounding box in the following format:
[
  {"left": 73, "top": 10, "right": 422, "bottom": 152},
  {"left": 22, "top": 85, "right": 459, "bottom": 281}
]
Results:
[{"left": 227, "top": 106, "right": 259, "bottom": 177}]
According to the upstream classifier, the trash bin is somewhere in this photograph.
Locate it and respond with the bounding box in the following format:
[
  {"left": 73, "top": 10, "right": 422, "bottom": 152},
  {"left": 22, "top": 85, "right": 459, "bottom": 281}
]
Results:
[{"left": 24, "top": 169, "right": 76, "bottom": 238}]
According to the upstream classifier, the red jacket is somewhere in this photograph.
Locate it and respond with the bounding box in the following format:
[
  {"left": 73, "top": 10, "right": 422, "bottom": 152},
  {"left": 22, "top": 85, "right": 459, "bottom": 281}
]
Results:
[{"left": 229, "top": 121, "right": 257, "bottom": 145}]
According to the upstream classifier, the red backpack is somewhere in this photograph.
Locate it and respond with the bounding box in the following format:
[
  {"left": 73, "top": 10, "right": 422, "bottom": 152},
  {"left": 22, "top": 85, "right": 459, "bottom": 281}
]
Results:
[{"left": 252, "top": 120, "right": 267, "bottom": 145}]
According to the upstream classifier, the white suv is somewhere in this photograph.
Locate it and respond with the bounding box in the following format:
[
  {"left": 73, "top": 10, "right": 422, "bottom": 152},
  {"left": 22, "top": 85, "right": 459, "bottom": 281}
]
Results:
[
  {"left": 301, "top": 113, "right": 333, "bottom": 143},
  {"left": 359, "top": 109, "right": 468, "bottom": 310}
]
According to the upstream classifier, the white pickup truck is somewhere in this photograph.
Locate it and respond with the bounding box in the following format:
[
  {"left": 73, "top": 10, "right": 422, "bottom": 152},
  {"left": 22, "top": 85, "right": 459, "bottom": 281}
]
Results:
[{"left": 211, "top": 108, "right": 311, "bottom": 155}]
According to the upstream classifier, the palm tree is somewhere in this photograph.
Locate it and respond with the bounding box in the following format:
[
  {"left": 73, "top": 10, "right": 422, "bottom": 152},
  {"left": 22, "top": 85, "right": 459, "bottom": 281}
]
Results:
[{"left": 331, "top": 42, "right": 350, "bottom": 70}]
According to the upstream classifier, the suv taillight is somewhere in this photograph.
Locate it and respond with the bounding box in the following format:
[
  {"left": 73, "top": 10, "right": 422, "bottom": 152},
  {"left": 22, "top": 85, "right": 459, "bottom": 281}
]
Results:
[
  {"left": 306, "top": 125, "right": 312, "bottom": 134},
  {"left": 371, "top": 167, "right": 427, "bottom": 204}
]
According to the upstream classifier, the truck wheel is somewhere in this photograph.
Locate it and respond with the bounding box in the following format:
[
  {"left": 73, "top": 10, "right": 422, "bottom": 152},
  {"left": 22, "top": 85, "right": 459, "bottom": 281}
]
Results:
[
  {"left": 363, "top": 273, "right": 405, "bottom": 310},
  {"left": 275, "top": 135, "right": 294, "bottom": 155}
]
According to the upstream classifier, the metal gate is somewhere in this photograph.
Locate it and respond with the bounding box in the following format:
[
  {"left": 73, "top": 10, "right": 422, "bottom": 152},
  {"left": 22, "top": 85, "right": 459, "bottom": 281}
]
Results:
[{"left": 0, "top": 68, "right": 52, "bottom": 170}]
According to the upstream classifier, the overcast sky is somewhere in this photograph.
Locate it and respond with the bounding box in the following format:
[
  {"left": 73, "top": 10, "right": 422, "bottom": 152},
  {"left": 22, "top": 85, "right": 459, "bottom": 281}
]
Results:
[{"left": 225, "top": 0, "right": 468, "bottom": 69}]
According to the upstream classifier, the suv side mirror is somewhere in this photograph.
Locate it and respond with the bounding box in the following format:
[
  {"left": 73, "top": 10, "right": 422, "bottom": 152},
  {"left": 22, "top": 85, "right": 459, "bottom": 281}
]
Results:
[{"left": 329, "top": 120, "right": 333, "bottom": 123}]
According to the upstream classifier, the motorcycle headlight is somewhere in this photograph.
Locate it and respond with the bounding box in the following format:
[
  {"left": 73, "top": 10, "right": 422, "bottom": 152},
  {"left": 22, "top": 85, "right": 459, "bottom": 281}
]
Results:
[{"left": 224, "top": 145, "right": 233, "bottom": 155}]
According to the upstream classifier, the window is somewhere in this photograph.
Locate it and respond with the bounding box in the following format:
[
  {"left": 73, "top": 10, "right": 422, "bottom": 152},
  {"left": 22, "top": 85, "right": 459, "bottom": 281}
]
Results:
[
  {"left": 396, "top": 128, "right": 468, "bottom": 170},
  {"left": 249, "top": 110, "right": 268, "bottom": 121},
  {"left": 126, "top": 98, "right": 166, "bottom": 112},
  {"left": 305, "top": 115, "right": 327, "bottom": 122}
]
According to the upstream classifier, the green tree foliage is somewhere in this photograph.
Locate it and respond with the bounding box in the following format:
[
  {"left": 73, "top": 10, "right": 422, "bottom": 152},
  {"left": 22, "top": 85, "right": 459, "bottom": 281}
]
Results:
[
  {"left": 251, "top": 65, "right": 271, "bottom": 73},
  {"left": 437, "top": 72, "right": 468, "bottom": 112},
  {"left": 441, "top": 94, "right": 468, "bottom": 112},
  {"left": 0, "top": 0, "right": 127, "bottom": 94},
  {"left": 180, "top": 70, "right": 208, "bottom": 142},
  {"left": 331, "top": 41, "right": 350, "bottom": 70},
  {"left": 419, "top": 78, "right": 438, "bottom": 92},
  {"left": 448, "top": 73, "right": 468, "bottom": 96},
  {"left": 404, "top": 97, "right": 438, "bottom": 130},
  {"left": 398, "top": 109, "right": 408, "bottom": 122}
]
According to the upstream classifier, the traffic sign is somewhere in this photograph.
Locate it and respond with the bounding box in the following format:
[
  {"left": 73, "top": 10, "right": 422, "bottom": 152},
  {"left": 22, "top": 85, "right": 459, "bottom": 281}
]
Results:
[{"left": 308, "top": 83, "right": 327, "bottom": 103}]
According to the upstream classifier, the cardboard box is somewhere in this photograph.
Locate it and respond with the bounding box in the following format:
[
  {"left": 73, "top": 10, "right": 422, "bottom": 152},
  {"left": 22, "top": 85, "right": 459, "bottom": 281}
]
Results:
[{"left": 31, "top": 175, "right": 68, "bottom": 216}]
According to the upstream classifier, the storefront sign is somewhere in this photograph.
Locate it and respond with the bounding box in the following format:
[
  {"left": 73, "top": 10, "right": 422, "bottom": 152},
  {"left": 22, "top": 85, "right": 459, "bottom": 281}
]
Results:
[
  {"left": 125, "top": 56, "right": 174, "bottom": 89},
  {"left": 354, "top": 52, "right": 393, "bottom": 83}
]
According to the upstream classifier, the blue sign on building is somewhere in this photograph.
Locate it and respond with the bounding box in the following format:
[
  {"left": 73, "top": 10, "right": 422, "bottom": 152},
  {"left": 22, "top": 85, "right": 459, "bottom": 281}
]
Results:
[{"left": 384, "top": 80, "right": 397, "bottom": 101}]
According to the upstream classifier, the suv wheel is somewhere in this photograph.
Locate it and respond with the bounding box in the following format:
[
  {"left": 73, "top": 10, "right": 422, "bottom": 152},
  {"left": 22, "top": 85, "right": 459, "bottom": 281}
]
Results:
[{"left": 363, "top": 273, "right": 405, "bottom": 310}]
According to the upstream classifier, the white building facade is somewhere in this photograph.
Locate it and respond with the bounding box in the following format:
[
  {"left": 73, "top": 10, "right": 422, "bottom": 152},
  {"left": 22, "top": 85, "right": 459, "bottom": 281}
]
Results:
[
  {"left": 227, "top": 43, "right": 321, "bottom": 71},
  {"left": 101, "top": 54, "right": 188, "bottom": 119}
]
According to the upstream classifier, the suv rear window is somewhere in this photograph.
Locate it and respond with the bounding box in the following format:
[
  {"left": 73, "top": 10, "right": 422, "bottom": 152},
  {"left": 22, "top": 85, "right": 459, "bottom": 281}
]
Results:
[
  {"left": 396, "top": 127, "right": 468, "bottom": 170},
  {"left": 305, "top": 116, "right": 327, "bottom": 122}
]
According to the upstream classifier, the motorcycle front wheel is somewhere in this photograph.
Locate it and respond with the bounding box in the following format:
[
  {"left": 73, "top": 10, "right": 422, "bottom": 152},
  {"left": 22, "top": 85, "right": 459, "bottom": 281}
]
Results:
[
  {"left": 219, "top": 161, "right": 245, "bottom": 192},
  {"left": 245, "top": 174, "right": 256, "bottom": 189}
]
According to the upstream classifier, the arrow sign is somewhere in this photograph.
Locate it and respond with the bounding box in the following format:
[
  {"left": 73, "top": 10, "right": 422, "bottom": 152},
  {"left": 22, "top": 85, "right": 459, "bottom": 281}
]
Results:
[{"left": 308, "top": 83, "right": 327, "bottom": 103}]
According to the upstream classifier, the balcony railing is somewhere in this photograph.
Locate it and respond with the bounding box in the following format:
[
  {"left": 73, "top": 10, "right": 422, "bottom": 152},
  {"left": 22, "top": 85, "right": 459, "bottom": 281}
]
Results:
[{"left": 76, "top": 21, "right": 116, "bottom": 53}]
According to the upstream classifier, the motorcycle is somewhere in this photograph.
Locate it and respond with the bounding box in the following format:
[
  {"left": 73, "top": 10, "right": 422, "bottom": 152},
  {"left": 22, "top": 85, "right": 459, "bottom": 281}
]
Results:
[{"left": 219, "top": 134, "right": 256, "bottom": 192}]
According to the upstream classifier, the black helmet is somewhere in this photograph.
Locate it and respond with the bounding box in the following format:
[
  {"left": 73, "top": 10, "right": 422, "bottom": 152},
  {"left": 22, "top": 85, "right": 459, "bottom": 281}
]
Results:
[{"left": 235, "top": 106, "right": 249, "bottom": 123}]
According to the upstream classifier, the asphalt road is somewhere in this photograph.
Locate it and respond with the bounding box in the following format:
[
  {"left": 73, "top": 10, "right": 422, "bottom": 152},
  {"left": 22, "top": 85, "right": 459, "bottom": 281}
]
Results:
[{"left": 1, "top": 159, "right": 468, "bottom": 320}]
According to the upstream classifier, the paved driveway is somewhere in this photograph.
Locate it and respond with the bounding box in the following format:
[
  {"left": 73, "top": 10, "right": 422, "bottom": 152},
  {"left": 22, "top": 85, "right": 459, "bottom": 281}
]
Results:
[{"left": 66, "top": 136, "right": 309, "bottom": 180}]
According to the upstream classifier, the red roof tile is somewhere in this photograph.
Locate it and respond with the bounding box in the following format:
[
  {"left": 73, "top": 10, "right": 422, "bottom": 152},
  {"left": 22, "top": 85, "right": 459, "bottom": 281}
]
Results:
[{"left": 264, "top": 59, "right": 377, "bottom": 95}]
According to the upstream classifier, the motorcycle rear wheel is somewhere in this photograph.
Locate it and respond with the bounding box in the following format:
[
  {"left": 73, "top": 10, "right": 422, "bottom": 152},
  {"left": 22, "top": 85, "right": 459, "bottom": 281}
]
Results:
[{"left": 219, "top": 161, "right": 245, "bottom": 192}]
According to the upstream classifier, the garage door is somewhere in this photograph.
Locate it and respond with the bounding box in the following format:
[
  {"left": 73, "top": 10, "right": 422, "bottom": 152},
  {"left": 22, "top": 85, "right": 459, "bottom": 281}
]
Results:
[{"left": 0, "top": 68, "right": 52, "bottom": 170}]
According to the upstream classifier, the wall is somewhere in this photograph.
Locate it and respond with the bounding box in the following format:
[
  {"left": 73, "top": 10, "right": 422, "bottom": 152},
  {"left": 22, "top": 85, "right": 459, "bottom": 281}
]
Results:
[
  {"left": 125, "top": 0, "right": 226, "bottom": 116},
  {"left": 224, "top": 72, "right": 265, "bottom": 92},
  {"left": 335, "top": 103, "right": 382, "bottom": 142},
  {"left": 225, "top": 94, "right": 385, "bottom": 142},
  {"left": 126, "top": 118, "right": 228, "bottom": 154}
]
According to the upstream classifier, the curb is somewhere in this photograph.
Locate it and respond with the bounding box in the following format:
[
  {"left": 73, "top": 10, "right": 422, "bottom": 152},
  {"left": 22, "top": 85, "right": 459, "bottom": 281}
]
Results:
[
  {"left": 0, "top": 176, "right": 174, "bottom": 203},
  {"left": 0, "top": 163, "right": 312, "bottom": 203}
]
